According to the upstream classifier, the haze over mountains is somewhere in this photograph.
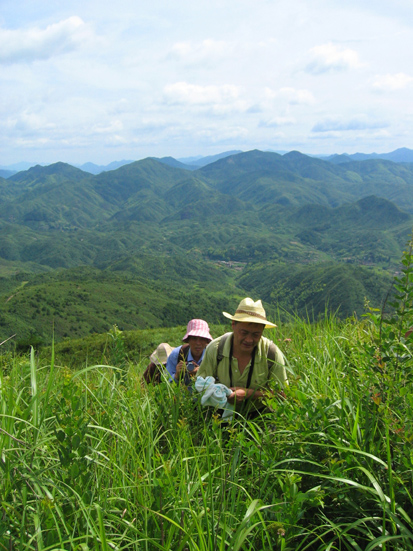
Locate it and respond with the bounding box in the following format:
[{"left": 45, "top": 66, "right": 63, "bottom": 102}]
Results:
[
  {"left": 1, "top": 147, "right": 413, "bottom": 177},
  {"left": 0, "top": 148, "right": 412, "bottom": 345},
  {"left": 324, "top": 147, "right": 413, "bottom": 164}
]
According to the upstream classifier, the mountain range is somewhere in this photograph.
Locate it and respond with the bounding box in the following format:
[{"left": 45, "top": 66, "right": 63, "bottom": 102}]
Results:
[
  {"left": 1, "top": 147, "right": 413, "bottom": 177},
  {"left": 324, "top": 147, "right": 413, "bottom": 164},
  {"left": 1, "top": 149, "right": 412, "bottom": 345}
]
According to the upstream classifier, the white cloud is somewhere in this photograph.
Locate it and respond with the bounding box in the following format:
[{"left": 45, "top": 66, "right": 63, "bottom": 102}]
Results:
[
  {"left": 163, "top": 82, "right": 240, "bottom": 106},
  {"left": 264, "top": 87, "right": 315, "bottom": 105},
  {"left": 88, "top": 120, "right": 124, "bottom": 136},
  {"left": 168, "top": 39, "right": 231, "bottom": 64},
  {"left": 259, "top": 116, "right": 296, "bottom": 128},
  {"left": 279, "top": 87, "right": 315, "bottom": 105},
  {"left": 372, "top": 73, "right": 413, "bottom": 91},
  {"left": 195, "top": 125, "right": 249, "bottom": 143},
  {"left": 312, "top": 116, "right": 389, "bottom": 133},
  {"left": 305, "top": 43, "right": 362, "bottom": 75},
  {"left": 0, "top": 17, "right": 92, "bottom": 64},
  {"left": 2, "top": 0, "right": 413, "bottom": 163},
  {"left": 109, "top": 99, "right": 131, "bottom": 116},
  {"left": 2, "top": 111, "right": 56, "bottom": 136}
]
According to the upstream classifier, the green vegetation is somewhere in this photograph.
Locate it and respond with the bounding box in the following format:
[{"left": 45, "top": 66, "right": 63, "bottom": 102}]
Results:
[
  {"left": 1, "top": 150, "right": 413, "bottom": 345},
  {"left": 36, "top": 323, "right": 229, "bottom": 369},
  {"left": 2, "top": 152, "right": 413, "bottom": 547},
  {"left": 1, "top": 238, "right": 413, "bottom": 549},
  {"left": 0, "top": 259, "right": 243, "bottom": 346},
  {"left": 239, "top": 261, "right": 394, "bottom": 320},
  {"left": 0, "top": 255, "right": 397, "bottom": 346}
]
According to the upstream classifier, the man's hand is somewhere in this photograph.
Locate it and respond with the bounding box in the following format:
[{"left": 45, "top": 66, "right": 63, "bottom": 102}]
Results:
[
  {"left": 174, "top": 360, "right": 199, "bottom": 380},
  {"left": 174, "top": 360, "right": 186, "bottom": 380},
  {"left": 227, "top": 388, "right": 247, "bottom": 404},
  {"left": 188, "top": 364, "right": 200, "bottom": 377},
  {"left": 227, "top": 387, "right": 266, "bottom": 403}
]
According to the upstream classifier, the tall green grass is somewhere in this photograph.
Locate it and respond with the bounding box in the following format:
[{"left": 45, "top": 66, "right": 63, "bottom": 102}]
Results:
[
  {"left": 1, "top": 311, "right": 412, "bottom": 550},
  {"left": 1, "top": 237, "right": 413, "bottom": 550}
]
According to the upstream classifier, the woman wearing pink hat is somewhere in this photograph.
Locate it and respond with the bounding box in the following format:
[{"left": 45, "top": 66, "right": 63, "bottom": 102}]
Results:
[{"left": 166, "top": 319, "right": 213, "bottom": 385}]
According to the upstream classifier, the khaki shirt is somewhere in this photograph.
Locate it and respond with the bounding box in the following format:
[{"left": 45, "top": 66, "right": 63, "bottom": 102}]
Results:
[{"left": 197, "top": 332, "right": 287, "bottom": 391}]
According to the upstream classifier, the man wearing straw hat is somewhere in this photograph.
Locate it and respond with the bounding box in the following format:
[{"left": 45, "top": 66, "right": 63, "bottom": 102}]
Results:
[{"left": 197, "top": 298, "right": 287, "bottom": 413}]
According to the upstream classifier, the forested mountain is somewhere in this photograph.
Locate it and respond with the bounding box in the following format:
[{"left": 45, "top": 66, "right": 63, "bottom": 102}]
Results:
[
  {"left": 238, "top": 261, "right": 393, "bottom": 320},
  {"left": 0, "top": 170, "right": 15, "bottom": 179},
  {"left": 78, "top": 160, "right": 134, "bottom": 174},
  {"left": 179, "top": 150, "right": 243, "bottom": 168},
  {"left": 198, "top": 150, "right": 413, "bottom": 210},
  {"left": 0, "top": 149, "right": 412, "bottom": 345},
  {"left": 325, "top": 147, "right": 413, "bottom": 164}
]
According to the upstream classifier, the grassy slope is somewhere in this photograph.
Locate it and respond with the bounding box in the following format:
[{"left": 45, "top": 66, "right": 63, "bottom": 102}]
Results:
[
  {"left": 1, "top": 236, "right": 412, "bottom": 549},
  {"left": 0, "top": 260, "right": 243, "bottom": 346},
  {"left": 1, "top": 311, "right": 412, "bottom": 550}
]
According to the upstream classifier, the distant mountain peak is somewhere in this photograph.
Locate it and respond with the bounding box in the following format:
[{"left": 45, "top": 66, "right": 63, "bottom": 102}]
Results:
[
  {"left": 8, "top": 161, "right": 90, "bottom": 184},
  {"left": 283, "top": 150, "right": 308, "bottom": 160},
  {"left": 77, "top": 160, "right": 135, "bottom": 175},
  {"left": 323, "top": 147, "right": 413, "bottom": 164},
  {"left": 178, "top": 150, "right": 243, "bottom": 168},
  {"left": 153, "top": 157, "right": 193, "bottom": 170},
  {"left": 26, "top": 161, "right": 88, "bottom": 176}
]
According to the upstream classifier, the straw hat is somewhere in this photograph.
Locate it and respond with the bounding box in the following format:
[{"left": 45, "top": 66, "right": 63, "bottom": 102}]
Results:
[
  {"left": 150, "top": 342, "right": 173, "bottom": 364},
  {"left": 223, "top": 297, "right": 277, "bottom": 328},
  {"left": 182, "top": 319, "right": 213, "bottom": 342}
]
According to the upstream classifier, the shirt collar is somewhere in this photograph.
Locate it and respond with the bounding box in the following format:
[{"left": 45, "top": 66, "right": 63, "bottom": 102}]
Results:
[{"left": 188, "top": 348, "right": 205, "bottom": 362}]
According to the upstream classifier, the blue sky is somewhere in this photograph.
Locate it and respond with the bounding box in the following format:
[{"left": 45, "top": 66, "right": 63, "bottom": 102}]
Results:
[{"left": 1, "top": 0, "right": 413, "bottom": 165}]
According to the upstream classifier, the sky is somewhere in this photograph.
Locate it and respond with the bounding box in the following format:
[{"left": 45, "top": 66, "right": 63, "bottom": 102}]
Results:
[{"left": 1, "top": 0, "right": 413, "bottom": 166}]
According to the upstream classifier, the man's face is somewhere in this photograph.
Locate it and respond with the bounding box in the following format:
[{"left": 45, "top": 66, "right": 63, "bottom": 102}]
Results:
[
  {"left": 232, "top": 321, "right": 264, "bottom": 354},
  {"left": 187, "top": 336, "right": 210, "bottom": 357}
]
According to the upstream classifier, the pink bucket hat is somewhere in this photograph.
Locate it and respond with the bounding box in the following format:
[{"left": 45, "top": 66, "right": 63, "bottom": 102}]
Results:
[{"left": 182, "top": 319, "right": 213, "bottom": 342}]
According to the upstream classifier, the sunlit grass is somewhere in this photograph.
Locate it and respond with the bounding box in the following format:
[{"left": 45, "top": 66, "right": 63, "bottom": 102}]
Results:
[{"left": 1, "top": 307, "right": 413, "bottom": 550}]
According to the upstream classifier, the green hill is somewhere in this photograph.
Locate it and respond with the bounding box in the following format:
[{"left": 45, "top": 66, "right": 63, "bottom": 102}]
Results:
[
  {"left": 0, "top": 163, "right": 113, "bottom": 230},
  {"left": 197, "top": 150, "right": 413, "bottom": 212},
  {"left": 1, "top": 150, "right": 413, "bottom": 347},
  {"left": 0, "top": 257, "right": 243, "bottom": 345},
  {"left": 238, "top": 261, "right": 394, "bottom": 320},
  {"left": 7, "top": 161, "right": 89, "bottom": 187},
  {"left": 91, "top": 158, "right": 190, "bottom": 204}
]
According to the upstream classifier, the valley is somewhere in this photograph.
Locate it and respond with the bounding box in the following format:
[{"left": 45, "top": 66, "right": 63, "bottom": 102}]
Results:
[{"left": 0, "top": 149, "right": 412, "bottom": 346}]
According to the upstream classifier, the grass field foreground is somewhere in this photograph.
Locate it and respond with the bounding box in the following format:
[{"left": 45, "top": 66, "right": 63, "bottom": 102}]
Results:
[{"left": 1, "top": 237, "right": 413, "bottom": 550}]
